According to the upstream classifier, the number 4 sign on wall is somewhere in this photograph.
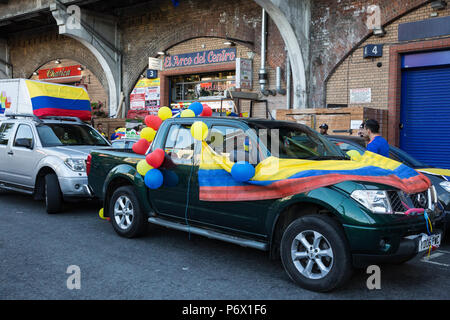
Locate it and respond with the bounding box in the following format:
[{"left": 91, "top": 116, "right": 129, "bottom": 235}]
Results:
[{"left": 363, "top": 44, "right": 383, "bottom": 58}]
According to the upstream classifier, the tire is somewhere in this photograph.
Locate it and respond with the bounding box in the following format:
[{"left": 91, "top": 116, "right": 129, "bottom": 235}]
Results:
[
  {"left": 45, "top": 173, "right": 63, "bottom": 214},
  {"left": 109, "top": 186, "right": 147, "bottom": 238},
  {"left": 280, "top": 214, "right": 353, "bottom": 292}
]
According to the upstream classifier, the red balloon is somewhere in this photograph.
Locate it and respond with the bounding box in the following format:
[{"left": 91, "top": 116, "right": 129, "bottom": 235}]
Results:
[
  {"left": 146, "top": 148, "right": 165, "bottom": 168},
  {"left": 132, "top": 138, "right": 150, "bottom": 155},
  {"left": 200, "top": 106, "right": 213, "bottom": 117},
  {"left": 145, "top": 115, "right": 163, "bottom": 131}
]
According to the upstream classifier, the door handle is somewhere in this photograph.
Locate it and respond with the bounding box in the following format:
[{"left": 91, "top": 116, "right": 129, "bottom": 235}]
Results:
[{"left": 7, "top": 151, "right": 13, "bottom": 155}]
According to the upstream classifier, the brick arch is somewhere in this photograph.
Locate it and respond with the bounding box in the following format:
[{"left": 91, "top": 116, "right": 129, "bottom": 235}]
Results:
[
  {"left": 310, "top": 0, "right": 429, "bottom": 108},
  {"left": 122, "top": 13, "right": 257, "bottom": 98},
  {"left": 127, "top": 35, "right": 256, "bottom": 98},
  {"left": 10, "top": 33, "right": 108, "bottom": 98}
]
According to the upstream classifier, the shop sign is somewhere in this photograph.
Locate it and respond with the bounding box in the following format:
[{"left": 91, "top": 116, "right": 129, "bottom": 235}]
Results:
[
  {"left": 163, "top": 48, "right": 237, "bottom": 69},
  {"left": 148, "top": 57, "right": 163, "bottom": 71},
  {"left": 350, "top": 88, "right": 371, "bottom": 104},
  {"left": 38, "top": 65, "right": 82, "bottom": 81},
  {"left": 236, "top": 58, "right": 252, "bottom": 90}
]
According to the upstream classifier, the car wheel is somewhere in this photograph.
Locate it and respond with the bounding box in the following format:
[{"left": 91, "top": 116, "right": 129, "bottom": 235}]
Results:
[
  {"left": 280, "top": 214, "right": 353, "bottom": 292},
  {"left": 109, "top": 186, "right": 147, "bottom": 238},
  {"left": 45, "top": 173, "right": 63, "bottom": 214}
]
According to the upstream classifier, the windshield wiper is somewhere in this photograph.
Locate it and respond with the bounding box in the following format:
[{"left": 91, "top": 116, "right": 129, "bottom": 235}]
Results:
[{"left": 306, "top": 155, "right": 349, "bottom": 160}]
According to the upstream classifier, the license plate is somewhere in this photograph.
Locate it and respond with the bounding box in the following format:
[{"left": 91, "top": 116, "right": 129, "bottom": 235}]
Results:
[{"left": 418, "top": 233, "right": 441, "bottom": 252}]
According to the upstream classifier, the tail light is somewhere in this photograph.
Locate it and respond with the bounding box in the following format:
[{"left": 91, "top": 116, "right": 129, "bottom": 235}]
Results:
[{"left": 86, "top": 154, "right": 92, "bottom": 176}]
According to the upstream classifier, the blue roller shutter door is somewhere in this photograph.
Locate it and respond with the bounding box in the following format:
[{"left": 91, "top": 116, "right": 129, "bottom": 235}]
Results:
[{"left": 400, "top": 65, "right": 450, "bottom": 169}]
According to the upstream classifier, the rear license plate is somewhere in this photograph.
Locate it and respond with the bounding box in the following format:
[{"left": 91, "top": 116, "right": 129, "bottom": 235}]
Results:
[{"left": 418, "top": 233, "right": 441, "bottom": 252}]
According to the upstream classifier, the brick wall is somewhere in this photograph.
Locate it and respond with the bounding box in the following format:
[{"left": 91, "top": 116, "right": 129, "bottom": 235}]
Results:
[
  {"left": 9, "top": 29, "right": 108, "bottom": 100},
  {"left": 310, "top": 0, "right": 429, "bottom": 109},
  {"left": 325, "top": 2, "right": 450, "bottom": 144},
  {"left": 120, "top": 0, "right": 287, "bottom": 118}
]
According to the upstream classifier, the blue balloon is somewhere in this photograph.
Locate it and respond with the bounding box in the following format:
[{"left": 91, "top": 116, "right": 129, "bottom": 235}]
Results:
[
  {"left": 189, "top": 101, "right": 203, "bottom": 116},
  {"left": 144, "top": 169, "right": 164, "bottom": 189},
  {"left": 162, "top": 169, "right": 179, "bottom": 187},
  {"left": 231, "top": 161, "right": 255, "bottom": 182}
]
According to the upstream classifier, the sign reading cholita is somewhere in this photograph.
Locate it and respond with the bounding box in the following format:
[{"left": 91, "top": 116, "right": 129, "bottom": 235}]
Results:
[
  {"left": 38, "top": 65, "right": 82, "bottom": 82},
  {"left": 163, "top": 48, "right": 237, "bottom": 69}
]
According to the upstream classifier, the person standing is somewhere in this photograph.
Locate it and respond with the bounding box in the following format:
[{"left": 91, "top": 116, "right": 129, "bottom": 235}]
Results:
[
  {"left": 319, "top": 123, "right": 329, "bottom": 135},
  {"left": 363, "top": 119, "right": 389, "bottom": 157},
  {"left": 97, "top": 123, "right": 106, "bottom": 138}
]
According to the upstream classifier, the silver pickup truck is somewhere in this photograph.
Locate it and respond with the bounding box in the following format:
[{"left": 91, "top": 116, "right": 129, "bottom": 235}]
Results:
[{"left": 0, "top": 114, "right": 110, "bottom": 213}]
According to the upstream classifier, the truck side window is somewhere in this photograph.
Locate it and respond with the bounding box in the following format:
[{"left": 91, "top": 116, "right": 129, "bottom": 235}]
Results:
[
  {"left": 207, "top": 125, "right": 257, "bottom": 164},
  {"left": 164, "top": 124, "right": 195, "bottom": 164},
  {"left": 13, "top": 124, "right": 34, "bottom": 148},
  {"left": 0, "top": 123, "right": 15, "bottom": 146}
]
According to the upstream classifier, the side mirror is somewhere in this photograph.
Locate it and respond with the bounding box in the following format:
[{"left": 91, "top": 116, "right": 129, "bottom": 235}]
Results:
[{"left": 15, "top": 138, "right": 33, "bottom": 149}]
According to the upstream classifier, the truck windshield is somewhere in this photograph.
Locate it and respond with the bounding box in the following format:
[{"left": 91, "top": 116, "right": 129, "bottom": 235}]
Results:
[
  {"left": 36, "top": 123, "right": 110, "bottom": 147},
  {"left": 248, "top": 122, "right": 347, "bottom": 160}
]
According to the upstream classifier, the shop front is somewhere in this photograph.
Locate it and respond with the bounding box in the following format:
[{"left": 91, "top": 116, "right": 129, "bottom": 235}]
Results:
[{"left": 128, "top": 37, "right": 267, "bottom": 119}]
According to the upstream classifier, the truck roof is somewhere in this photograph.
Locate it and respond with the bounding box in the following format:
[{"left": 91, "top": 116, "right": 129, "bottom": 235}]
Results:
[{"left": 167, "top": 116, "right": 306, "bottom": 129}]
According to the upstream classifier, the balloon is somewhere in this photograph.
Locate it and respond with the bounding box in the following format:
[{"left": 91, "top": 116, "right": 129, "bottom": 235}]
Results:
[
  {"left": 140, "top": 127, "right": 156, "bottom": 142},
  {"left": 99, "top": 208, "right": 109, "bottom": 220},
  {"left": 158, "top": 106, "right": 172, "bottom": 120},
  {"left": 231, "top": 161, "right": 255, "bottom": 182},
  {"left": 190, "top": 121, "right": 208, "bottom": 141},
  {"left": 132, "top": 138, "right": 150, "bottom": 155},
  {"left": 181, "top": 109, "right": 195, "bottom": 118},
  {"left": 144, "top": 169, "right": 164, "bottom": 189},
  {"left": 146, "top": 148, "right": 165, "bottom": 168},
  {"left": 200, "top": 105, "right": 213, "bottom": 117},
  {"left": 145, "top": 115, "right": 162, "bottom": 131},
  {"left": 347, "top": 150, "right": 362, "bottom": 161},
  {"left": 162, "top": 170, "right": 179, "bottom": 187},
  {"left": 189, "top": 101, "right": 203, "bottom": 116},
  {"left": 137, "top": 159, "right": 153, "bottom": 176}
]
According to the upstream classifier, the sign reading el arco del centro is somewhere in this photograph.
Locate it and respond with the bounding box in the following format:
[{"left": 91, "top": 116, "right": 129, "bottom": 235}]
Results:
[{"left": 163, "top": 48, "right": 237, "bottom": 69}]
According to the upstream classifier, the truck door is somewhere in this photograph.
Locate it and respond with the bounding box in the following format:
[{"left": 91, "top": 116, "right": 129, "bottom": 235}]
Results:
[
  {"left": 0, "top": 122, "right": 17, "bottom": 183},
  {"left": 188, "top": 124, "right": 269, "bottom": 237},
  {"left": 5, "top": 124, "right": 41, "bottom": 188},
  {"left": 148, "top": 122, "right": 199, "bottom": 220}
]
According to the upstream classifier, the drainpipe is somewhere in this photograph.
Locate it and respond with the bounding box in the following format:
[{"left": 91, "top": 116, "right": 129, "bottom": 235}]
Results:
[
  {"left": 276, "top": 66, "right": 286, "bottom": 95},
  {"left": 286, "top": 54, "right": 291, "bottom": 109},
  {"left": 259, "top": 8, "right": 268, "bottom": 95}
]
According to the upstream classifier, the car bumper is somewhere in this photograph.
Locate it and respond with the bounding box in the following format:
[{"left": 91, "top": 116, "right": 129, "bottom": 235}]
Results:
[
  {"left": 352, "top": 231, "right": 442, "bottom": 267},
  {"left": 59, "top": 176, "right": 93, "bottom": 198}
]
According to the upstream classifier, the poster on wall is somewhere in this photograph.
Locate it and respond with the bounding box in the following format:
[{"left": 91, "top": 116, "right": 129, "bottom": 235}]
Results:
[
  {"left": 350, "top": 88, "right": 371, "bottom": 104},
  {"left": 130, "top": 78, "right": 161, "bottom": 113},
  {"left": 236, "top": 58, "right": 253, "bottom": 90}
]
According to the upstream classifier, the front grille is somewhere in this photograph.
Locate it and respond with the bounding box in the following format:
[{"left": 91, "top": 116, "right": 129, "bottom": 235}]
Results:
[
  {"left": 387, "top": 191, "right": 405, "bottom": 213},
  {"left": 411, "top": 191, "right": 429, "bottom": 209},
  {"left": 387, "top": 190, "right": 429, "bottom": 213}
]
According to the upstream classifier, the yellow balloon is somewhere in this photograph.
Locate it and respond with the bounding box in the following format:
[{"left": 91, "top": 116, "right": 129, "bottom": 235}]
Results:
[
  {"left": 191, "top": 121, "right": 209, "bottom": 141},
  {"left": 181, "top": 109, "right": 195, "bottom": 118},
  {"left": 137, "top": 159, "right": 153, "bottom": 176},
  {"left": 99, "top": 208, "right": 107, "bottom": 220},
  {"left": 158, "top": 106, "right": 172, "bottom": 121},
  {"left": 346, "top": 150, "right": 362, "bottom": 161},
  {"left": 140, "top": 127, "right": 156, "bottom": 142}
]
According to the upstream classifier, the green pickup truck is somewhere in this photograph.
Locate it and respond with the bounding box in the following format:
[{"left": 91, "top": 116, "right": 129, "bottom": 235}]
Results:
[{"left": 87, "top": 117, "right": 445, "bottom": 292}]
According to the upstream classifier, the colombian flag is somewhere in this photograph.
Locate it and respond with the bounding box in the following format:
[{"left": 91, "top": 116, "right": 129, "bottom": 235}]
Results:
[
  {"left": 25, "top": 80, "right": 91, "bottom": 121},
  {"left": 198, "top": 142, "right": 431, "bottom": 202}
]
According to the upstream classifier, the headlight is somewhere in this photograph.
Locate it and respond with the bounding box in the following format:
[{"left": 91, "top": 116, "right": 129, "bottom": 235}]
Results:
[
  {"left": 64, "top": 158, "right": 86, "bottom": 172},
  {"left": 351, "top": 190, "right": 392, "bottom": 214},
  {"left": 439, "top": 181, "right": 450, "bottom": 193}
]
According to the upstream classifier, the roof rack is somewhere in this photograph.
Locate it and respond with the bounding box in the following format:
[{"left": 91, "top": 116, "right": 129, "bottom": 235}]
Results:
[
  {"left": 39, "top": 116, "right": 83, "bottom": 124},
  {"left": 6, "top": 114, "right": 43, "bottom": 124}
]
